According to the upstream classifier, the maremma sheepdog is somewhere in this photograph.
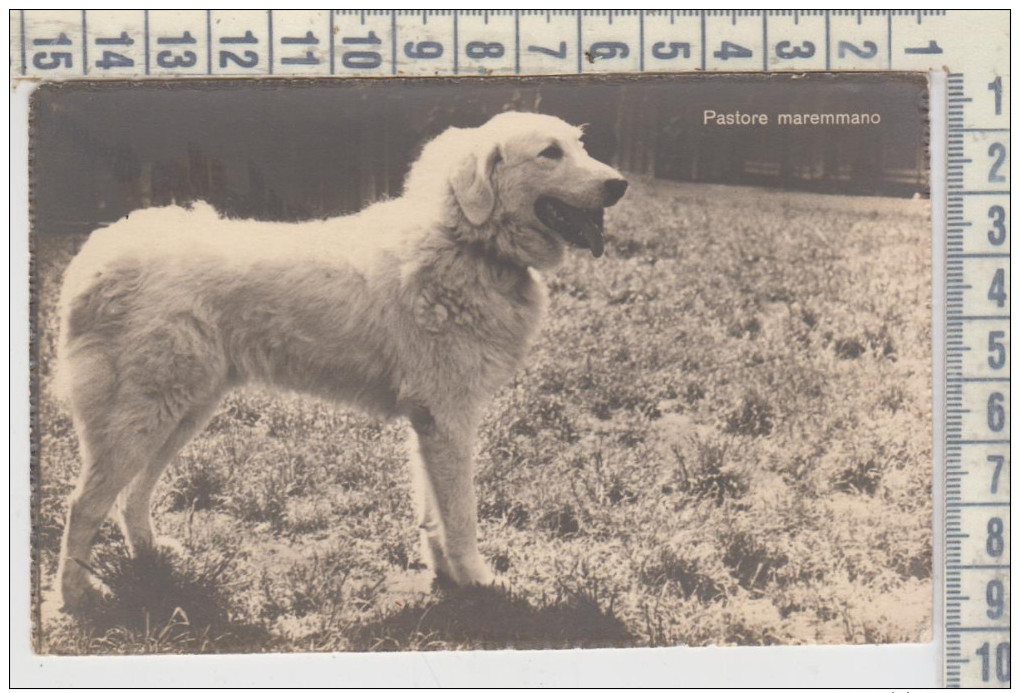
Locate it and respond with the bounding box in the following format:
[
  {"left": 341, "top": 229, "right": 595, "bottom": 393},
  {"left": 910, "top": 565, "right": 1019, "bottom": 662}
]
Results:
[{"left": 55, "top": 111, "right": 628, "bottom": 609}]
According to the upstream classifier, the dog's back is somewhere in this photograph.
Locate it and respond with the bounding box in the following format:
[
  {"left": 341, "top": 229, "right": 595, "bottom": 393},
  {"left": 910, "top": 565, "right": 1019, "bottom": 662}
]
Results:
[{"left": 57, "top": 202, "right": 418, "bottom": 413}]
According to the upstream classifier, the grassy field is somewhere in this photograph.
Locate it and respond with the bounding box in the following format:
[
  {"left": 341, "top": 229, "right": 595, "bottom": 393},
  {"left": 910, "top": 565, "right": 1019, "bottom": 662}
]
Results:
[{"left": 33, "top": 178, "right": 933, "bottom": 654}]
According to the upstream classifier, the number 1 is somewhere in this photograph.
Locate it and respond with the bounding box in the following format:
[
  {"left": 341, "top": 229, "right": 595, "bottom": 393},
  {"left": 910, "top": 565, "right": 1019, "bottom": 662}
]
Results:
[{"left": 989, "top": 76, "right": 1003, "bottom": 116}]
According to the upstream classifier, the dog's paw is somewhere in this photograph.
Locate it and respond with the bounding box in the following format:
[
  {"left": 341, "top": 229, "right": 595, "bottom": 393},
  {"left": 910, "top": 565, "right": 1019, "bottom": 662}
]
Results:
[
  {"left": 57, "top": 566, "right": 102, "bottom": 614},
  {"left": 442, "top": 553, "right": 496, "bottom": 588}
]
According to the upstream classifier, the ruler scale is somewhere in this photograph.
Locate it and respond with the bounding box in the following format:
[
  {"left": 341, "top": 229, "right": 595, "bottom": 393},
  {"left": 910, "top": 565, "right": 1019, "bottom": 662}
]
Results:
[
  {"left": 13, "top": 9, "right": 988, "bottom": 79},
  {"left": 944, "top": 70, "right": 1012, "bottom": 688},
  {"left": 10, "top": 9, "right": 1010, "bottom": 688}
]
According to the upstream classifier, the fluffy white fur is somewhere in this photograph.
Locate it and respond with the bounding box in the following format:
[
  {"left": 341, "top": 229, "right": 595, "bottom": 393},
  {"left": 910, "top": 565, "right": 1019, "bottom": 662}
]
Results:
[{"left": 55, "top": 111, "right": 626, "bottom": 609}]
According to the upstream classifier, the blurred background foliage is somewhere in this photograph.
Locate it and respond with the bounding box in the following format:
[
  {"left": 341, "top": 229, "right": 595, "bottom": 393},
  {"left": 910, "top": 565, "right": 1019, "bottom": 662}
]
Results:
[{"left": 31, "top": 74, "right": 927, "bottom": 234}]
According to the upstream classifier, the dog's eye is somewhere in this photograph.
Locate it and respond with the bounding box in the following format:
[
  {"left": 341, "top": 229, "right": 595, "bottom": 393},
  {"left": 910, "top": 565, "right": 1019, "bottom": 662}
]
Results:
[{"left": 538, "top": 144, "right": 563, "bottom": 160}]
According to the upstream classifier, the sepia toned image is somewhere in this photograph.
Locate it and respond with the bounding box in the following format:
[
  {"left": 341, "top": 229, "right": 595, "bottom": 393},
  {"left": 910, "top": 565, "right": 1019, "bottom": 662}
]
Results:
[{"left": 31, "top": 73, "right": 933, "bottom": 655}]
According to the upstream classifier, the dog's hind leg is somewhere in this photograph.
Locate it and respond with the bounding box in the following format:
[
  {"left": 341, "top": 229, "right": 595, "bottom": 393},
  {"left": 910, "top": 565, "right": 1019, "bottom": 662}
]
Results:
[
  {"left": 116, "top": 395, "right": 224, "bottom": 554},
  {"left": 410, "top": 414, "right": 494, "bottom": 587},
  {"left": 57, "top": 397, "right": 179, "bottom": 611},
  {"left": 57, "top": 334, "right": 224, "bottom": 610}
]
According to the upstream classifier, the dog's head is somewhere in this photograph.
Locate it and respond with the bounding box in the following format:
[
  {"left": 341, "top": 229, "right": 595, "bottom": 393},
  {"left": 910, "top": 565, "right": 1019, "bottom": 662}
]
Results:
[{"left": 408, "top": 112, "right": 628, "bottom": 269}]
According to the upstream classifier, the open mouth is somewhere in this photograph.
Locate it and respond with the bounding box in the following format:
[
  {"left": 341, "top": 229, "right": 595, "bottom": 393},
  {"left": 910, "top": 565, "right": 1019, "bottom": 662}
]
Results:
[{"left": 534, "top": 196, "right": 606, "bottom": 258}]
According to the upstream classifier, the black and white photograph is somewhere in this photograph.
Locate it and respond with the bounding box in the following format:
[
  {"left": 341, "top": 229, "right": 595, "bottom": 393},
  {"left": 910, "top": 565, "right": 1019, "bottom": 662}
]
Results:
[{"left": 30, "top": 73, "right": 933, "bottom": 655}]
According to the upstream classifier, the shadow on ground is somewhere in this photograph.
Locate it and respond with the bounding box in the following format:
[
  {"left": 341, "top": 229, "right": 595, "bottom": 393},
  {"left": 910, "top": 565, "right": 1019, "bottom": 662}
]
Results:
[
  {"left": 44, "top": 542, "right": 275, "bottom": 654},
  {"left": 348, "top": 584, "right": 634, "bottom": 651},
  {"left": 46, "top": 542, "right": 633, "bottom": 654}
]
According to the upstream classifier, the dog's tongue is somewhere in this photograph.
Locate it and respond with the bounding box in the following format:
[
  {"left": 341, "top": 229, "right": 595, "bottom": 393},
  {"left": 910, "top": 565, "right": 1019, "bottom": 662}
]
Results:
[{"left": 583, "top": 210, "right": 605, "bottom": 258}]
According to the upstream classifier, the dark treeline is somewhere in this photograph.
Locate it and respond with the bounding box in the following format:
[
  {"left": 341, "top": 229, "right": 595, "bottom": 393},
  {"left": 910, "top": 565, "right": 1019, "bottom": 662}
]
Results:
[{"left": 32, "top": 74, "right": 927, "bottom": 234}]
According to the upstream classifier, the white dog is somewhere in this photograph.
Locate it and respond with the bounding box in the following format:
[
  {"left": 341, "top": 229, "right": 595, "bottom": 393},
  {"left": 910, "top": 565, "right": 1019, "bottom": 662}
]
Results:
[{"left": 55, "top": 111, "right": 628, "bottom": 609}]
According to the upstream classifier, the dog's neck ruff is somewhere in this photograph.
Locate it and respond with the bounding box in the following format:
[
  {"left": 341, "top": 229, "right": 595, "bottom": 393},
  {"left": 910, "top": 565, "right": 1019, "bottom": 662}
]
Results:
[
  {"left": 462, "top": 238, "right": 531, "bottom": 284},
  {"left": 445, "top": 215, "right": 535, "bottom": 279}
]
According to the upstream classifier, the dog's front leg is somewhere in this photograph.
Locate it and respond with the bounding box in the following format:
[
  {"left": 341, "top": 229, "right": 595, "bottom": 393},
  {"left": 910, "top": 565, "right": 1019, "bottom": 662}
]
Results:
[{"left": 410, "top": 414, "right": 493, "bottom": 587}]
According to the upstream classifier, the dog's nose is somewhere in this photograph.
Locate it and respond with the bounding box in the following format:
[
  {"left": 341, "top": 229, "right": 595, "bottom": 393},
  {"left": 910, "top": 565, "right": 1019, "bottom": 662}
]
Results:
[{"left": 603, "top": 178, "right": 629, "bottom": 206}]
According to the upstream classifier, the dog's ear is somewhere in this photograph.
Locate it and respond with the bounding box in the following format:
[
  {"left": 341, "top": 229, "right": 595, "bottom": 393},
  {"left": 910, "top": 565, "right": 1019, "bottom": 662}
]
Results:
[{"left": 450, "top": 140, "right": 501, "bottom": 226}]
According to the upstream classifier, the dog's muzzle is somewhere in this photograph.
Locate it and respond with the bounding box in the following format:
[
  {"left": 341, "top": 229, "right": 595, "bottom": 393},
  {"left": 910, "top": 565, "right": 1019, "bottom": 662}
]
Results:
[
  {"left": 534, "top": 197, "right": 608, "bottom": 258},
  {"left": 533, "top": 179, "right": 627, "bottom": 259}
]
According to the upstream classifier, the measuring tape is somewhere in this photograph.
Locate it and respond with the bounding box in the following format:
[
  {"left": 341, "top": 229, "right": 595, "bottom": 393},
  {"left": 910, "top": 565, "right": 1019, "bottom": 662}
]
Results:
[{"left": 11, "top": 9, "right": 1010, "bottom": 688}]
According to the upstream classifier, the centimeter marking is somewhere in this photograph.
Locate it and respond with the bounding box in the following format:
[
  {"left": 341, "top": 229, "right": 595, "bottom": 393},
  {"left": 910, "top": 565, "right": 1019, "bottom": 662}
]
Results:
[{"left": 11, "top": 8, "right": 1010, "bottom": 689}]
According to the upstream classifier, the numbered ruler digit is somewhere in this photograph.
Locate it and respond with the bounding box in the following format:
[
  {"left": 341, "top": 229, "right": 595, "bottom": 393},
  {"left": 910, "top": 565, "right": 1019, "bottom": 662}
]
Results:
[
  {"left": 455, "top": 11, "right": 515, "bottom": 76},
  {"left": 950, "top": 196, "right": 1011, "bottom": 256},
  {"left": 640, "top": 11, "right": 699, "bottom": 73},
  {"left": 959, "top": 634, "right": 1013, "bottom": 687},
  {"left": 955, "top": 567, "right": 1011, "bottom": 627},
  {"left": 209, "top": 10, "right": 271, "bottom": 76},
  {"left": 394, "top": 11, "right": 454, "bottom": 76},
  {"left": 271, "top": 10, "right": 329, "bottom": 76},
  {"left": 146, "top": 9, "right": 207, "bottom": 76},
  {"left": 765, "top": 11, "right": 826, "bottom": 71},
  {"left": 21, "top": 9, "right": 81, "bottom": 77},
  {"left": 827, "top": 11, "right": 889, "bottom": 70},
  {"left": 332, "top": 10, "right": 391, "bottom": 77},
  {"left": 892, "top": 11, "right": 950, "bottom": 71},
  {"left": 952, "top": 133, "right": 1011, "bottom": 194},
  {"left": 87, "top": 11, "right": 145, "bottom": 75},
  {"left": 578, "top": 11, "right": 640, "bottom": 74},
  {"left": 703, "top": 11, "right": 764, "bottom": 71},
  {"left": 517, "top": 10, "right": 579, "bottom": 75}
]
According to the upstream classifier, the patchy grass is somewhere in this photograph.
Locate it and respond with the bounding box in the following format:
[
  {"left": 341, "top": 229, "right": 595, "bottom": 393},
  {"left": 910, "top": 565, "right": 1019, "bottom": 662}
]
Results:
[{"left": 32, "top": 179, "right": 932, "bottom": 653}]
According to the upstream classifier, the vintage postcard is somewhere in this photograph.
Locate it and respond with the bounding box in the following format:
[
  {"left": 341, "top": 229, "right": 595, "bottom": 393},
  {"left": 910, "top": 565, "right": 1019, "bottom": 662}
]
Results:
[{"left": 27, "top": 73, "right": 934, "bottom": 660}]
